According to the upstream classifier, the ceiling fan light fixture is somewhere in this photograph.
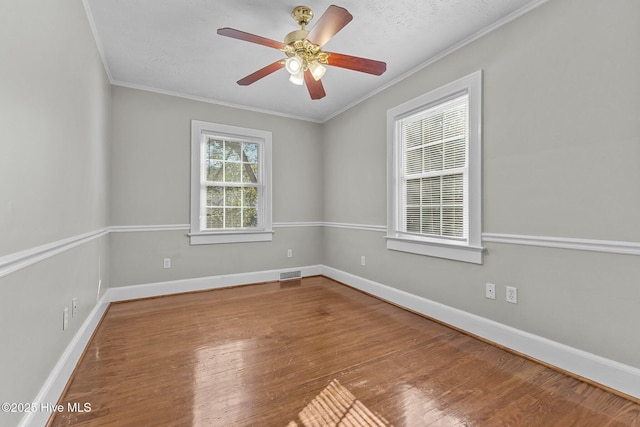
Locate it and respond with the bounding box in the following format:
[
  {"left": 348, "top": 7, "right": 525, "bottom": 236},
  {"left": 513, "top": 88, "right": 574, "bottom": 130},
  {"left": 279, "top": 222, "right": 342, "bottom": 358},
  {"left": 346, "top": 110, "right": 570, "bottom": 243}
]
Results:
[
  {"left": 285, "top": 56, "right": 303, "bottom": 75},
  {"left": 308, "top": 60, "right": 326, "bottom": 81},
  {"left": 289, "top": 69, "right": 305, "bottom": 85},
  {"left": 218, "top": 5, "right": 386, "bottom": 100}
]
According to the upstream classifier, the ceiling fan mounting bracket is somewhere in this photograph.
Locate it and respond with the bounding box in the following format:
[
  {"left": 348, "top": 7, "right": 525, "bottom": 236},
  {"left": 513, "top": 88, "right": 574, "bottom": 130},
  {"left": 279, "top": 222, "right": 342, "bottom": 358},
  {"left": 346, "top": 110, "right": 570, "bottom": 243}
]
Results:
[{"left": 291, "top": 6, "right": 314, "bottom": 30}]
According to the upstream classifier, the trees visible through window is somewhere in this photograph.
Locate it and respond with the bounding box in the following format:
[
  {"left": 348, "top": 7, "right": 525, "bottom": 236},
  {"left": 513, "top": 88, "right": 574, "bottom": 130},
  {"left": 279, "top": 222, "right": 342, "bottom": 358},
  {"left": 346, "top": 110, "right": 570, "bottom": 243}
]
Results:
[
  {"left": 203, "top": 137, "right": 259, "bottom": 230},
  {"left": 190, "top": 121, "right": 272, "bottom": 245}
]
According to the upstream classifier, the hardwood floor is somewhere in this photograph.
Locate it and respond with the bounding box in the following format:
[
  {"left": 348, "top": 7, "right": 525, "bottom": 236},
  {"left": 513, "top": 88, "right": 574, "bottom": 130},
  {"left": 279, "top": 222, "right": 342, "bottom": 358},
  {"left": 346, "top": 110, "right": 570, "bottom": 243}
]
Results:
[{"left": 50, "top": 276, "right": 640, "bottom": 426}]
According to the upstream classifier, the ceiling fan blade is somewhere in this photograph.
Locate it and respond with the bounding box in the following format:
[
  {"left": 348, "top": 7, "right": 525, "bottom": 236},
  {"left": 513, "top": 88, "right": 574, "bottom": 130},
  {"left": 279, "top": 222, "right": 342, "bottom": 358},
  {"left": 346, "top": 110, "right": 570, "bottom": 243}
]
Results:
[
  {"left": 237, "top": 61, "right": 285, "bottom": 86},
  {"left": 325, "top": 52, "right": 387, "bottom": 76},
  {"left": 304, "top": 71, "right": 326, "bottom": 100},
  {"left": 306, "top": 5, "right": 353, "bottom": 47},
  {"left": 217, "top": 27, "right": 286, "bottom": 50}
]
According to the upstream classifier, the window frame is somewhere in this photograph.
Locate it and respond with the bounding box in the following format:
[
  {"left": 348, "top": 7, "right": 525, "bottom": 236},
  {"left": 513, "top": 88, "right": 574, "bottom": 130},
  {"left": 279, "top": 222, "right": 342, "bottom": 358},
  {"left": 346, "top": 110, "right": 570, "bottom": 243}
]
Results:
[
  {"left": 189, "top": 120, "right": 272, "bottom": 245},
  {"left": 386, "top": 71, "right": 483, "bottom": 264}
]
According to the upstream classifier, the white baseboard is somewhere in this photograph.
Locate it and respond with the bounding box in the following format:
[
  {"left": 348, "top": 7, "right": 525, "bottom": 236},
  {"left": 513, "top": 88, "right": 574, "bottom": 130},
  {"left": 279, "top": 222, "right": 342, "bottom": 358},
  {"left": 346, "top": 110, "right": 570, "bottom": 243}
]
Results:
[
  {"left": 22, "top": 264, "right": 638, "bottom": 427},
  {"left": 321, "top": 266, "right": 640, "bottom": 400},
  {"left": 106, "top": 265, "right": 323, "bottom": 302},
  {"left": 19, "top": 296, "right": 110, "bottom": 427}
]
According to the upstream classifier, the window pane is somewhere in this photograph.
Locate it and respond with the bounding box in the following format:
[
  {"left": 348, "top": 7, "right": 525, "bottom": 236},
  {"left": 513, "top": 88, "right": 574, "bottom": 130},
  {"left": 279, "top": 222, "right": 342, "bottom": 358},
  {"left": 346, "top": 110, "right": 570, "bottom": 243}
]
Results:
[
  {"left": 423, "top": 114, "right": 443, "bottom": 144},
  {"left": 422, "top": 176, "right": 441, "bottom": 205},
  {"left": 206, "top": 208, "right": 223, "bottom": 229},
  {"left": 243, "top": 187, "right": 258, "bottom": 207},
  {"left": 206, "top": 186, "right": 224, "bottom": 207},
  {"left": 242, "top": 163, "right": 258, "bottom": 183},
  {"left": 424, "top": 143, "right": 443, "bottom": 173},
  {"left": 242, "top": 143, "right": 258, "bottom": 163},
  {"left": 444, "top": 139, "right": 465, "bottom": 170},
  {"left": 225, "top": 187, "right": 242, "bottom": 206},
  {"left": 422, "top": 207, "right": 441, "bottom": 235},
  {"left": 225, "top": 162, "right": 241, "bottom": 182},
  {"left": 406, "top": 179, "right": 420, "bottom": 205},
  {"left": 405, "top": 121, "right": 423, "bottom": 149},
  {"left": 206, "top": 161, "right": 223, "bottom": 182},
  {"left": 225, "top": 141, "right": 242, "bottom": 161},
  {"left": 225, "top": 208, "right": 241, "bottom": 228},
  {"left": 406, "top": 147, "right": 422, "bottom": 174},
  {"left": 406, "top": 207, "right": 421, "bottom": 233},
  {"left": 443, "top": 106, "right": 467, "bottom": 139},
  {"left": 400, "top": 94, "right": 468, "bottom": 240},
  {"left": 442, "top": 206, "right": 463, "bottom": 237},
  {"left": 442, "top": 174, "right": 463, "bottom": 204},
  {"left": 243, "top": 208, "right": 258, "bottom": 227},
  {"left": 206, "top": 139, "right": 224, "bottom": 160}
]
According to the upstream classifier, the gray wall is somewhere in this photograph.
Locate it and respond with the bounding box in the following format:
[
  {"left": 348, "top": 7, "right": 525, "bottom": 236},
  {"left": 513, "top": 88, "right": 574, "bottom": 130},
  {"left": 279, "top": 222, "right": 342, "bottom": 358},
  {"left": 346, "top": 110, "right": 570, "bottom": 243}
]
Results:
[
  {"left": 323, "top": 0, "right": 640, "bottom": 368},
  {"left": 2, "top": 1, "right": 639, "bottom": 424},
  {"left": 0, "top": 0, "right": 111, "bottom": 425},
  {"left": 109, "top": 87, "right": 324, "bottom": 286}
]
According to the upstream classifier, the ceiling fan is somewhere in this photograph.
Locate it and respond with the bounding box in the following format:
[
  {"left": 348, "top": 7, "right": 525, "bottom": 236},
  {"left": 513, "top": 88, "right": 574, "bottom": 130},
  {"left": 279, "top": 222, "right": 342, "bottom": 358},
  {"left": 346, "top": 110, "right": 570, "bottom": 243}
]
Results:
[{"left": 217, "top": 5, "right": 387, "bottom": 100}]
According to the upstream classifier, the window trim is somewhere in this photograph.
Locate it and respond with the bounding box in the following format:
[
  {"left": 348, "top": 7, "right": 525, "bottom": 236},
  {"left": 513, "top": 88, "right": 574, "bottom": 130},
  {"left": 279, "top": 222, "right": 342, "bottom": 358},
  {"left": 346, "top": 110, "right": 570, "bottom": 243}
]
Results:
[
  {"left": 386, "top": 70, "right": 483, "bottom": 264},
  {"left": 189, "top": 120, "right": 272, "bottom": 245}
]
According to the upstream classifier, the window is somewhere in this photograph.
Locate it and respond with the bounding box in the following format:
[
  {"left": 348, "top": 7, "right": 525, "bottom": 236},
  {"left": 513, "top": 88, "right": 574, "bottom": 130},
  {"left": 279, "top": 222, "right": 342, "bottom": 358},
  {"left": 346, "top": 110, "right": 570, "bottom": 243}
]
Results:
[
  {"left": 190, "top": 120, "right": 272, "bottom": 245},
  {"left": 387, "top": 71, "right": 483, "bottom": 263}
]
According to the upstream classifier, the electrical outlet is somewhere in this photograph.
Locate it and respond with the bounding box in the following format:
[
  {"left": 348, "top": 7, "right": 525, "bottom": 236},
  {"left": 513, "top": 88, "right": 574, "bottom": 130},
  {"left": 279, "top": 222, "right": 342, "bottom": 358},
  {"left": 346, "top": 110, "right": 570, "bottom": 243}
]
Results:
[
  {"left": 163, "top": 258, "right": 171, "bottom": 269},
  {"left": 506, "top": 286, "right": 518, "bottom": 304},
  {"left": 63, "top": 307, "right": 69, "bottom": 331},
  {"left": 287, "top": 249, "right": 293, "bottom": 258},
  {"left": 485, "top": 283, "right": 496, "bottom": 300},
  {"left": 360, "top": 256, "right": 366, "bottom": 266},
  {"left": 72, "top": 298, "right": 78, "bottom": 317}
]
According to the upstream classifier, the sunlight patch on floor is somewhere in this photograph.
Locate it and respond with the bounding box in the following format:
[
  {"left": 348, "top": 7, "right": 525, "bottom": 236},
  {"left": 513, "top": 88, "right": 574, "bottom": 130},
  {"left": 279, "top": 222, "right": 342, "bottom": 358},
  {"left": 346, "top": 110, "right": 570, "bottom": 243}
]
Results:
[{"left": 288, "top": 379, "right": 391, "bottom": 426}]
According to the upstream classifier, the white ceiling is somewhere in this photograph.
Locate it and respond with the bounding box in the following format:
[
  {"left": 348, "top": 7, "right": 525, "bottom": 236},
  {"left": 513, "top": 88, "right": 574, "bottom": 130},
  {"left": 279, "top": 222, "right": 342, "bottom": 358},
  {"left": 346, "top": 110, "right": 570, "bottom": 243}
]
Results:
[{"left": 85, "top": 0, "right": 545, "bottom": 122}]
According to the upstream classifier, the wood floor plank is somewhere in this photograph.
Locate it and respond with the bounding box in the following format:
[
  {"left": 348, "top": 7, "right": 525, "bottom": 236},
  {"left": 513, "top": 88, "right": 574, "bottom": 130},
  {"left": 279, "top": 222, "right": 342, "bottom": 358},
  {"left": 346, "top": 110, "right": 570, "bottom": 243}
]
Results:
[{"left": 49, "top": 277, "right": 640, "bottom": 426}]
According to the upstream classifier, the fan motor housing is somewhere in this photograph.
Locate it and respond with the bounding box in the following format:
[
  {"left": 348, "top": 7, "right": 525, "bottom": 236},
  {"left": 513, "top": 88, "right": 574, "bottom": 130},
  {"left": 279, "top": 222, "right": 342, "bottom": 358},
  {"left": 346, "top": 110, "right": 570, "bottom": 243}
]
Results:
[{"left": 284, "top": 30, "right": 309, "bottom": 46}]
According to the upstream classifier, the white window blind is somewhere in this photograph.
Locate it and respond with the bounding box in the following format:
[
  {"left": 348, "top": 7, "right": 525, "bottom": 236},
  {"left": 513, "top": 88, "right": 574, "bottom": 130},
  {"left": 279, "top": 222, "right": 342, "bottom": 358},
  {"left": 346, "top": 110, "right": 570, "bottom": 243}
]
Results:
[
  {"left": 386, "top": 70, "right": 482, "bottom": 264},
  {"left": 401, "top": 95, "right": 468, "bottom": 240}
]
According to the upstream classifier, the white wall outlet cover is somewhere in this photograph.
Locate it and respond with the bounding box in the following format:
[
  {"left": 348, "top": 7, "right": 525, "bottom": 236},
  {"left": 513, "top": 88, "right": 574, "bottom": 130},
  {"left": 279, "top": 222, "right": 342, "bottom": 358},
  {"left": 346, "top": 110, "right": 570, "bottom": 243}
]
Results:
[
  {"left": 63, "top": 307, "right": 69, "bottom": 331},
  {"left": 485, "top": 283, "right": 496, "bottom": 300}
]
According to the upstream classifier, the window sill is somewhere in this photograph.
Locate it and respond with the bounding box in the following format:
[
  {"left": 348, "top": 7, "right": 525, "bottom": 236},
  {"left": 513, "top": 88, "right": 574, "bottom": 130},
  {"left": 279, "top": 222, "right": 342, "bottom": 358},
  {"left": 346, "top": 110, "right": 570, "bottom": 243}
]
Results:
[
  {"left": 386, "top": 234, "right": 483, "bottom": 264},
  {"left": 189, "top": 230, "right": 273, "bottom": 245}
]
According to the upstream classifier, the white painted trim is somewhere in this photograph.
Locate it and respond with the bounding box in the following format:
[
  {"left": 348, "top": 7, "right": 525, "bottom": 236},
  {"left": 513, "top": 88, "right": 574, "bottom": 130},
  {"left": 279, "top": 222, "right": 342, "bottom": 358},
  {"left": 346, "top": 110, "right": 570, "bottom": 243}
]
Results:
[
  {"left": 2, "top": 225, "right": 638, "bottom": 281},
  {"left": 0, "top": 229, "right": 109, "bottom": 279},
  {"left": 19, "top": 294, "right": 111, "bottom": 427},
  {"left": 482, "top": 233, "right": 640, "bottom": 256},
  {"left": 111, "top": 81, "right": 324, "bottom": 124},
  {"left": 323, "top": 222, "right": 386, "bottom": 232},
  {"left": 109, "top": 224, "right": 190, "bottom": 233},
  {"left": 106, "top": 265, "right": 323, "bottom": 302},
  {"left": 386, "top": 71, "right": 483, "bottom": 264},
  {"left": 386, "top": 236, "right": 484, "bottom": 264},
  {"left": 321, "top": 266, "right": 640, "bottom": 400},
  {"left": 273, "top": 221, "right": 324, "bottom": 228},
  {"left": 81, "top": 0, "right": 114, "bottom": 81}
]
